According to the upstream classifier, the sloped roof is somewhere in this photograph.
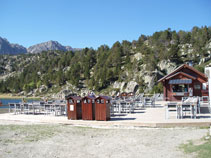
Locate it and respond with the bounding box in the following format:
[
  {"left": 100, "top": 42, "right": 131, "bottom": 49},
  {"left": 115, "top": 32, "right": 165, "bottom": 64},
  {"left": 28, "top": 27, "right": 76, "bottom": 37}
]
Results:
[
  {"left": 165, "top": 71, "right": 196, "bottom": 80},
  {"left": 82, "top": 96, "right": 96, "bottom": 100},
  {"left": 158, "top": 64, "right": 207, "bottom": 82},
  {"left": 66, "top": 96, "right": 81, "bottom": 100},
  {"left": 95, "top": 96, "right": 111, "bottom": 100}
]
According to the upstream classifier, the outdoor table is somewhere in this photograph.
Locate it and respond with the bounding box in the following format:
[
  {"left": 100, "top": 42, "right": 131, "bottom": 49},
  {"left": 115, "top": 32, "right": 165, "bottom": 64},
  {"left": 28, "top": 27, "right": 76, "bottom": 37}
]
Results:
[
  {"left": 54, "top": 104, "right": 66, "bottom": 116},
  {"left": 165, "top": 102, "right": 180, "bottom": 119},
  {"left": 177, "top": 98, "right": 198, "bottom": 119},
  {"left": 120, "top": 100, "right": 134, "bottom": 113},
  {"left": 111, "top": 100, "right": 134, "bottom": 114}
]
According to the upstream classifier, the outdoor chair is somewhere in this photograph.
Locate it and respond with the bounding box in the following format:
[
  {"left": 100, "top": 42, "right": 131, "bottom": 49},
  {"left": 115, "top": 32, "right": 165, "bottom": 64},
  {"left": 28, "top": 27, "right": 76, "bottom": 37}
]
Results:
[
  {"left": 143, "top": 97, "right": 155, "bottom": 108},
  {"left": 181, "top": 97, "right": 188, "bottom": 102},
  {"left": 15, "top": 103, "right": 22, "bottom": 114},
  {"left": 120, "top": 101, "right": 127, "bottom": 113},
  {"left": 54, "top": 104, "right": 62, "bottom": 116},
  {"left": 44, "top": 104, "right": 52, "bottom": 115},
  {"left": 38, "top": 102, "right": 45, "bottom": 114},
  {"left": 195, "top": 96, "right": 200, "bottom": 114},
  {"left": 134, "top": 98, "right": 143, "bottom": 108},
  {"left": 110, "top": 100, "right": 115, "bottom": 115},
  {"left": 110, "top": 99, "right": 120, "bottom": 114},
  {"left": 180, "top": 103, "right": 192, "bottom": 118},
  {"left": 60, "top": 105, "right": 67, "bottom": 116},
  {"left": 125, "top": 100, "right": 134, "bottom": 113},
  {"left": 23, "top": 103, "right": 29, "bottom": 114},
  {"left": 32, "top": 102, "right": 42, "bottom": 114},
  {"left": 8, "top": 103, "right": 15, "bottom": 113},
  {"left": 199, "top": 96, "right": 211, "bottom": 116}
]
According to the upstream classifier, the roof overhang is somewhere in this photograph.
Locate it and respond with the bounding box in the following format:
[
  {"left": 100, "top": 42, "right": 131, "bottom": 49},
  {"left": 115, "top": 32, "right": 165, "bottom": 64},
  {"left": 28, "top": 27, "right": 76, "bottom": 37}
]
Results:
[
  {"left": 169, "top": 79, "right": 192, "bottom": 84},
  {"left": 158, "top": 64, "right": 205, "bottom": 82},
  {"left": 166, "top": 72, "right": 196, "bottom": 80}
]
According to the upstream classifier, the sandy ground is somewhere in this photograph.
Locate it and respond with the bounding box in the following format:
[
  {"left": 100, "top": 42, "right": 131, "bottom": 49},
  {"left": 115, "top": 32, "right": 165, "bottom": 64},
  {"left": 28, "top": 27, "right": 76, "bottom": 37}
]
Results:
[{"left": 0, "top": 123, "right": 208, "bottom": 158}]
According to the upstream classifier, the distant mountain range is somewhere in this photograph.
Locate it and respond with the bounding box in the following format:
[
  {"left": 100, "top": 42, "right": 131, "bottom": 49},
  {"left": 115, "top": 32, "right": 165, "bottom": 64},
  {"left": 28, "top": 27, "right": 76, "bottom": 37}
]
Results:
[{"left": 0, "top": 36, "right": 79, "bottom": 54}]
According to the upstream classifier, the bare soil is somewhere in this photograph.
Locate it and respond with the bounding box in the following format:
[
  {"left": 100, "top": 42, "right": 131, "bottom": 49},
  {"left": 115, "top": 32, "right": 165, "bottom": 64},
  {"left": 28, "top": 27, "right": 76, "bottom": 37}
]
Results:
[{"left": 0, "top": 122, "right": 208, "bottom": 158}]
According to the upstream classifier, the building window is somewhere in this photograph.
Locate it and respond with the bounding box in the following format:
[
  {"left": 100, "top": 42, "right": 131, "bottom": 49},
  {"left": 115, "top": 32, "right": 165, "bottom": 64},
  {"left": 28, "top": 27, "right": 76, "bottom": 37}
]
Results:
[
  {"left": 194, "top": 84, "right": 201, "bottom": 90},
  {"left": 202, "top": 83, "right": 207, "bottom": 90},
  {"left": 172, "top": 84, "right": 188, "bottom": 92}
]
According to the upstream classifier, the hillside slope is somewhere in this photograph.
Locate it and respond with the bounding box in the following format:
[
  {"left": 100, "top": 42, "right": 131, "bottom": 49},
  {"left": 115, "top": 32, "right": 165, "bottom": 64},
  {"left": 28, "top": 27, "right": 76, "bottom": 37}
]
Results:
[{"left": 0, "top": 26, "right": 211, "bottom": 97}]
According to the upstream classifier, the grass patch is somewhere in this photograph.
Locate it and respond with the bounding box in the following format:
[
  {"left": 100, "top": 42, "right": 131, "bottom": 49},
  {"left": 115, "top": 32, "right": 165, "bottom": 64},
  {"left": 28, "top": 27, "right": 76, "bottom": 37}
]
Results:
[{"left": 180, "top": 135, "right": 211, "bottom": 158}]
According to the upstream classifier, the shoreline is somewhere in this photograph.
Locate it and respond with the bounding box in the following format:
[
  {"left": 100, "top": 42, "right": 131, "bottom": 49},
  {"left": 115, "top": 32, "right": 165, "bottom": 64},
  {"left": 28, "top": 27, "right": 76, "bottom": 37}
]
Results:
[{"left": 0, "top": 93, "right": 40, "bottom": 100}]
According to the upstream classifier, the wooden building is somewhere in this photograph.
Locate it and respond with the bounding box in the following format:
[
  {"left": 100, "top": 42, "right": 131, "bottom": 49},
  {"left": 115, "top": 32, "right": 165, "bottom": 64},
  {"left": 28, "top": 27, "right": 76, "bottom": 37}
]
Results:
[
  {"left": 158, "top": 64, "right": 208, "bottom": 101},
  {"left": 66, "top": 96, "right": 82, "bottom": 120},
  {"left": 95, "top": 96, "right": 111, "bottom": 121},
  {"left": 82, "top": 96, "right": 95, "bottom": 120}
]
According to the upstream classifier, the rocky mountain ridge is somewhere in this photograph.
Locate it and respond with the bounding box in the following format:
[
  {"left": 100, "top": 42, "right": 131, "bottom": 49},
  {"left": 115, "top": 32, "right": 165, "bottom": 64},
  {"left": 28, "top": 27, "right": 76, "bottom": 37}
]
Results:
[
  {"left": 0, "top": 37, "right": 27, "bottom": 54},
  {"left": 0, "top": 37, "right": 77, "bottom": 54},
  {"left": 27, "top": 40, "right": 74, "bottom": 53}
]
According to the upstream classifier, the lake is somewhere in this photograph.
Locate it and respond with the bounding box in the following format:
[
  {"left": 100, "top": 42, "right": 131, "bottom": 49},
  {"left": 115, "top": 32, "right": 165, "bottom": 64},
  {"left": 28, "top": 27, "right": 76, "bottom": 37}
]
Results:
[{"left": 0, "top": 98, "right": 39, "bottom": 108}]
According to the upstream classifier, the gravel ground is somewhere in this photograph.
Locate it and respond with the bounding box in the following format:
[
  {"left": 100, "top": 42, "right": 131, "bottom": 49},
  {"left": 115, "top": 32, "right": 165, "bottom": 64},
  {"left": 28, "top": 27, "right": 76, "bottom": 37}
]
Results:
[{"left": 0, "top": 122, "right": 208, "bottom": 158}]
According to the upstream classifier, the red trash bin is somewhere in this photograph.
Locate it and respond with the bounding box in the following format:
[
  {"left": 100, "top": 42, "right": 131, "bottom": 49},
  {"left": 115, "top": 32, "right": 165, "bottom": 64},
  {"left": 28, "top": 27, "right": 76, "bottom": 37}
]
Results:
[
  {"left": 66, "top": 96, "right": 82, "bottom": 120},
  {"left": 82, "top": 96, "right": 96, "bottom": 120},
  {"left": 95, "top": 96, "right": 111, "bottom": 121}
]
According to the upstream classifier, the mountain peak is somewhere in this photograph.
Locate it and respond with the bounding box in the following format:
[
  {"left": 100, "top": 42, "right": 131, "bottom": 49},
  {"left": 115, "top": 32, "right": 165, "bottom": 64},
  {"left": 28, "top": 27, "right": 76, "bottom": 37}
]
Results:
[
  {"left": 0, "top": 36, "right": 79, "bottom": 55},
  {"left": 27, "top": 40, "right": 73, "bottom": 53}
]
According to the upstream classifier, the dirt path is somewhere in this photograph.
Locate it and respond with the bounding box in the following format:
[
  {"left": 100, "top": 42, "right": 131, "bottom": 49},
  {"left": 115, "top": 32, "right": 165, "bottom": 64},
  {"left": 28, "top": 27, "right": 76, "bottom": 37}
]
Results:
[{"left": 0, "top": 123, "right": 208, "bottom": 158}]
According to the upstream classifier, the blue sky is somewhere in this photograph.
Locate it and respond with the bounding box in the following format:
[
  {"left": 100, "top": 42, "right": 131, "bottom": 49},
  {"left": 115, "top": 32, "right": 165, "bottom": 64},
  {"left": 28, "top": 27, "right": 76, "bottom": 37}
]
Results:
[{"left": 0, "top": 0, "right": 211, "bottom": 49}]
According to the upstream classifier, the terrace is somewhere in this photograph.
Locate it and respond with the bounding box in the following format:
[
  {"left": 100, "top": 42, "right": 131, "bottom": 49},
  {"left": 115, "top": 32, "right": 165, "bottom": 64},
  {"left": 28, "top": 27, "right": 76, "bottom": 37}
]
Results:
[{"left": 0, "top": 94, "right": 211, "bottom": 128}]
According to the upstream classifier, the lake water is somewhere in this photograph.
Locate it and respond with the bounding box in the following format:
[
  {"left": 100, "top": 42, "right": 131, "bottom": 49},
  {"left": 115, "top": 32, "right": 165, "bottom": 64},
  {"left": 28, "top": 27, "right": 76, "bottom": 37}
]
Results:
[{"left": 0, "top": 98, "right": 39, "bottom": 108}]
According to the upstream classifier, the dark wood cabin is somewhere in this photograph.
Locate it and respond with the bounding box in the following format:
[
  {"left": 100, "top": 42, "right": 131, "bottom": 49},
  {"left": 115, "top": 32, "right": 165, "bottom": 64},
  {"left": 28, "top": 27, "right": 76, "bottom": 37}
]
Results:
[
  {"left": 82, "top": 96, "right": 95, "bottom": 120},
  {"left": 95, "top": 96, "right": 111, "bottom": 121},
  {"left": 158, "top": 64, "right": 208, "bottom": 101},
  {"left": 66, "top": 96, "right": 82, "bottom": 120}
]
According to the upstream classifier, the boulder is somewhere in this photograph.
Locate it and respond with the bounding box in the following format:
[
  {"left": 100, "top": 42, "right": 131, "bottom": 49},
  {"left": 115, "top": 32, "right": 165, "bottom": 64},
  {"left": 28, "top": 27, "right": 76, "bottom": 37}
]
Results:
[
  {"left": 158, "top": 60, "right": 177, "bottom": 74},
  {"left": 143, "top": 75, "right": 156, "bottom": 91},
  {"left": 125, "top": 81, "right": 138, "bottom": 93},
  {"left": 133, "top": 52, "right": 142, "bottom": 61},
  {"left": 39, "top": 85, "right": 48, "bottom": 93}
]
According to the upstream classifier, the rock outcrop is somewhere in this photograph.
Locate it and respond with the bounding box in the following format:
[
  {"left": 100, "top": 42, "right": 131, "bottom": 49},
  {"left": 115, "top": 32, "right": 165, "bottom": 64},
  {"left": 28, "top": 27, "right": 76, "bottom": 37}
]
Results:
[
  {"left": 0, "top": 37, "right": 27, "bottom": 55},
  {"left": 125, "top": 81, "right": 139, "bottom": 93},
  {"left": 158, "top": 60, "right": 177, "bottom": 74}
]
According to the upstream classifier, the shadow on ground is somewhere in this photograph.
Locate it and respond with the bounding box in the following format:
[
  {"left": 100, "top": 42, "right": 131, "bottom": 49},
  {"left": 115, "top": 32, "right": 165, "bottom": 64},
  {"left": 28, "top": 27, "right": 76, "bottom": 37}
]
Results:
[{"left": 110, "top": 117, "right": 136, "bottom": 121}]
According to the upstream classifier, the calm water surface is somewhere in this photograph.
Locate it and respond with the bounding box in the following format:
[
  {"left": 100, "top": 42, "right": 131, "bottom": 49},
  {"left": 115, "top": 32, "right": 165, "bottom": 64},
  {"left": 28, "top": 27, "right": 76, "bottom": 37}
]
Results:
[{"left": 0, "top": 98, "right": 39, "bottom": 108}]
